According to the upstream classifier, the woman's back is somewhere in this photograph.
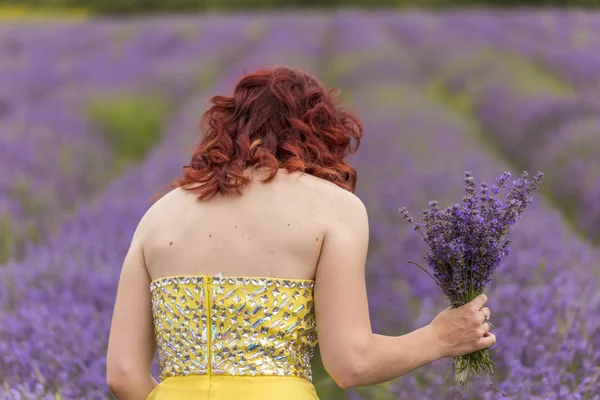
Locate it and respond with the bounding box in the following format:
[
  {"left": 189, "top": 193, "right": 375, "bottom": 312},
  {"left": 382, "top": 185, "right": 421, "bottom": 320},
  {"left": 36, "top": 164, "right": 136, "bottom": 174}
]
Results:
[
  {"left": 107, "top": 66, "right": 496, "bottom": 400},
  {"left": 143, "top": 168, "right": 345, "bottom": 282},
  {"left": 137, "top": 168, "right": 357, "bottom": 400}
]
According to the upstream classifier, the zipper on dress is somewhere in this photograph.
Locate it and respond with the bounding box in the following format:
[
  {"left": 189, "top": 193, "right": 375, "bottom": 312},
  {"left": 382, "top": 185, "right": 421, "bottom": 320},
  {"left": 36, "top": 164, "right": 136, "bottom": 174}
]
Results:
[{"left": 206, "top": 278, "right": 213, "bottom": 397}]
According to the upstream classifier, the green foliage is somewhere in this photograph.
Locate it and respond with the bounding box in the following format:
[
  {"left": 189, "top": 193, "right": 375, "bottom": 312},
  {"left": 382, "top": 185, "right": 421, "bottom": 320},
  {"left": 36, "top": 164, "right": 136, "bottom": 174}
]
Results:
[
  {"left": 0, "top": 214, "right": 16, "bottom": 264},
  {"left": 86, "top": 92, "right": 171, "bottom": 170},
  {"left": 1, "top": 0, "right": 599, "bottom": 14},
  {"left": 353, "top": 381, "right": 396, "bottom": 400},
  {"left": 8, "top": 178, "right": 45, "bottom": 217},
  {"left": 311, "top": 350, "right": 346, "bottom": 399},
  {"left": 0, "top": 180, "right": 45, "bottom": 264},
  {"left": 0, "top": 4, "right": 87, "bottom": 20}
]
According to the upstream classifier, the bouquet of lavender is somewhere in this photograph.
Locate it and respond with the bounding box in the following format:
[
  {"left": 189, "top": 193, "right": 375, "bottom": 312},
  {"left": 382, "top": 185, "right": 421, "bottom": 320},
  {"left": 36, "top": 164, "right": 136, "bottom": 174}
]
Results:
[{"left": 399, "top": 171, "right": 544, "bottom": 397}]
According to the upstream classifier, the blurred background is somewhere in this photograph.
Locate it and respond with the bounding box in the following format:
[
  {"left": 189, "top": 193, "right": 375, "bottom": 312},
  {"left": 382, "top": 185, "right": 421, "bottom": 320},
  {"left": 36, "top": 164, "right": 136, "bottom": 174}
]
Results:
[{"left": 1, "top": 0, "right": 600, "bottom": 399}]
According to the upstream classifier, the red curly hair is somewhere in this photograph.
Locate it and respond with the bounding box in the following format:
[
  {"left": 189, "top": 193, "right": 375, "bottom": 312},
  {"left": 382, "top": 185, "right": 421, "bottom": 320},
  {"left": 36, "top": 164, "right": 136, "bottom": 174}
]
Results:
[{"left": 171, "top": 66, "right": 363, "bottom": 201}]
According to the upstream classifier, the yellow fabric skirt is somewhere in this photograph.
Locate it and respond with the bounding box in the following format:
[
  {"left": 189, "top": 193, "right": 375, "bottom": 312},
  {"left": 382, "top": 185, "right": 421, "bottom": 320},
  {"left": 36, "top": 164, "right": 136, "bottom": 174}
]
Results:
[{"left": 146, "top": 375, "right": 320, "bottom": 400}]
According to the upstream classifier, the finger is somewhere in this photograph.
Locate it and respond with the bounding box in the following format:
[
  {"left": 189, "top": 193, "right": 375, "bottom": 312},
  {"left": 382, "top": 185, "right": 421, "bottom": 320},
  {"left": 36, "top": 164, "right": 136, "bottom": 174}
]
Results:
[
  {"left": 474, "top": 332, "right": 496, "bottom": 351},
  {"left": 463, "top": 294, "right": 487, "bottom": 314},
  {"left": 478, "top": 308, "right": 490, "bottom": 324},
  {"left": 480, "top": 306, "right": 491, "bottom": 319},
  {"left": 478, "top": 320, "right": 492, "bottom": 336},
  {"left": 469, "top": 293, "right": 488, "bottom": 311},
  {"left": 471, "top": 320, "right": 492, "bottom": 340}
]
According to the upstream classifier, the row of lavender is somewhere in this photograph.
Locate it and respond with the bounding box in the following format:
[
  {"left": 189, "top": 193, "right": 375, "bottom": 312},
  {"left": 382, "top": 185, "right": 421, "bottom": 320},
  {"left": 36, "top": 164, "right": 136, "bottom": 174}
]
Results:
[
  {"left": 382, "top": 11, "right": 600, "bottom": 244},
  {"left": 0, "top": 18, "right": 233, "bottom": 263},
  {"left": 1, "top": 11, "right": 599, "bottom": 400},
  {"left": 0, "top": 13, "right": 328, "bottom": 399},
  {"left": 488, "top": 11, "right": 600, "bottom": 91},
  {"left": 1, "top": 22, "right": 109, "bottom": 262},
  {"left": 328, "top": 13, "right": 600, "bottom": 399}
]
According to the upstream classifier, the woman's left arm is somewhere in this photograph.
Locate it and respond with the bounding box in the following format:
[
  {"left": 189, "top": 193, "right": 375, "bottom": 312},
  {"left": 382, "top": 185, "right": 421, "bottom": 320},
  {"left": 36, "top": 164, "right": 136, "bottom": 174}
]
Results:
[{"left": 106, "top": 221, "right": 158, "bottom": 400}]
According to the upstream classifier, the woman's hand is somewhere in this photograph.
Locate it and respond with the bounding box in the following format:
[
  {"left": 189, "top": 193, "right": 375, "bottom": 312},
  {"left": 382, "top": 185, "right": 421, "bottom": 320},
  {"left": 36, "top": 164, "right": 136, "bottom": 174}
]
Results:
[{"left": 428, "top": 294, "right": 496, "bottom": 358}]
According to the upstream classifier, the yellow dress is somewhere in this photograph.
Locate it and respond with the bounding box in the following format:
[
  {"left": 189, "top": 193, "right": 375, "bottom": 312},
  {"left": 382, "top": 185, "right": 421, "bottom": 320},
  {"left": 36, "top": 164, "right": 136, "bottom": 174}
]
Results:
[{"left": 146, "top": 275, "right": 320, "bottom": 400}]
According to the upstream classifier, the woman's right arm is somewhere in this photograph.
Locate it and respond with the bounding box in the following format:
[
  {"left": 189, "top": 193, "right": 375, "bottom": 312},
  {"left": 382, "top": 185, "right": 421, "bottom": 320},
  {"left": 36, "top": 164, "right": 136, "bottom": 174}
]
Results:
[{"left": 313, "top": 192, "right": 495, "bottom": 389}]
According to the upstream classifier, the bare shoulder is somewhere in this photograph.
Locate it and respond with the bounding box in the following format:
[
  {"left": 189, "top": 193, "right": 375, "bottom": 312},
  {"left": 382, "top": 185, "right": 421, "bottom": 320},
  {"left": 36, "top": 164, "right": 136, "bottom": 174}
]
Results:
[
  {"left": 150, "top": 186, "right": 192, "bottom": 209},
  {"left": 296, "top": 172, "right": 368, "bottom": 223},
  {"left": 134, "top": 187, "right": 191, "bottom": 237}
]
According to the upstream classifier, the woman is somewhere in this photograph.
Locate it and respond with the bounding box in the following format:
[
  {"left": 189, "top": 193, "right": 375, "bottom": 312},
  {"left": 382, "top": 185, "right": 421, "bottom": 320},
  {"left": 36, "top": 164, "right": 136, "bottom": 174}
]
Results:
[{"left": 106, "top": 66, "right": 495, "bottom": 400}]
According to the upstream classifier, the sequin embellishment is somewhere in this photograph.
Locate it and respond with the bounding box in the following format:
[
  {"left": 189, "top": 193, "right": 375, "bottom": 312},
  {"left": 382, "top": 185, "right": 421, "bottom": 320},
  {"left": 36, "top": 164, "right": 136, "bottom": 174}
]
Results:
[{"left": 150, "top": 276, "right": 318, "bottom": 382}]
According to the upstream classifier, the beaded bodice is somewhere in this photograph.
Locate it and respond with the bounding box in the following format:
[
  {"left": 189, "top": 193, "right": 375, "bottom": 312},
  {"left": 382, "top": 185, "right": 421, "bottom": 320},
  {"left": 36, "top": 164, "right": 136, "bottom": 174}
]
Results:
[{"left": 150, "top": 276, "right": 318, "bottom": 382}]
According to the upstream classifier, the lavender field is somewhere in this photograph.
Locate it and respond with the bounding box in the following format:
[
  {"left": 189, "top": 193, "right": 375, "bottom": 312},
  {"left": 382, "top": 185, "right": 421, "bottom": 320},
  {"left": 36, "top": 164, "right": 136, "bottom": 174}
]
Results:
[{"left": 1, "top": 10, "right": 600, "bottom": 400}]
